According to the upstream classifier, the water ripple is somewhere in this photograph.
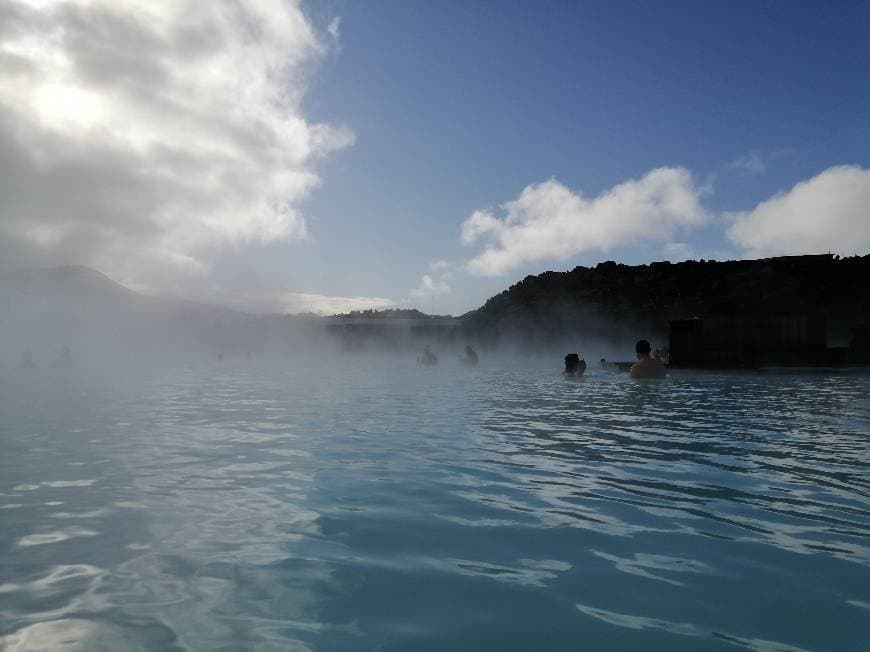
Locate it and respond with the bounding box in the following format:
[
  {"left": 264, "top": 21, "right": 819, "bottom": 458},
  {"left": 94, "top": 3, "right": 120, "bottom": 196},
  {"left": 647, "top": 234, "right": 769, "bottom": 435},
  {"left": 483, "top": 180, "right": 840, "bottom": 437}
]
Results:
[{"left": 1, "top": 362, "right": 868, "bottom": 649}]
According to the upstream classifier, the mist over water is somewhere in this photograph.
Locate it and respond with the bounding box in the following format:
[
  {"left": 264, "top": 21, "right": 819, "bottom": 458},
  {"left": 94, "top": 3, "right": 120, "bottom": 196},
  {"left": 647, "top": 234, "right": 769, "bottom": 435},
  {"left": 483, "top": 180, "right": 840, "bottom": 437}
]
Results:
[
  {"left": 1, "top": 356, "right": 869, "bottom": 650},
  {"left": 2, "top": 0, "right": 868, "bottom": 647}
]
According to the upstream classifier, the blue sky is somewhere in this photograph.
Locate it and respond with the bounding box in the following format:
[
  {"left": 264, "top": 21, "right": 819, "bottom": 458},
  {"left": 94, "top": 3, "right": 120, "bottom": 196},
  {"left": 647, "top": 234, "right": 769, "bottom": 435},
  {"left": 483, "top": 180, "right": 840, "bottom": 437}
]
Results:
[
  {"left": 1, "top": 1, "right": 868, "bottom": 314},
  {"left": 285, "top": 0, "right": 870, "bottom": 313}
]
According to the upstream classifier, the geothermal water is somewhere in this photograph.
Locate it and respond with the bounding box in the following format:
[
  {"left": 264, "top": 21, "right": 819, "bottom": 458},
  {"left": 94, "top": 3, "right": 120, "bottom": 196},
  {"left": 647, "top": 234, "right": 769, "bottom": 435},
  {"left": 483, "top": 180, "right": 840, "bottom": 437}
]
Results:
[{"left": 1, "top": 357, "right": 869, "bottom": 650}]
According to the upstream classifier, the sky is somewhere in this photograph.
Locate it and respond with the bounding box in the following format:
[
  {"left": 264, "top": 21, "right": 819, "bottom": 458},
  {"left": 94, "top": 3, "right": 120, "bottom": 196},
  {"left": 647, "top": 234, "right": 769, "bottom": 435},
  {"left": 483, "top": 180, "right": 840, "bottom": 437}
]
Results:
[{"left": 1, "top": 0, "right": 868, "bottom": 315}]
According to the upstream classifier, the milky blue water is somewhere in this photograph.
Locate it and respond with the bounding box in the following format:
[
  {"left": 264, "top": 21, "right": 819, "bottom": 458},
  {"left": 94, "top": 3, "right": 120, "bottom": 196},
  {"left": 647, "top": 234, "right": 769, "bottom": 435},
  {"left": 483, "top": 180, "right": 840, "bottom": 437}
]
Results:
[{"left": 1, "top": 357, "right": 869, "bottom": 650}]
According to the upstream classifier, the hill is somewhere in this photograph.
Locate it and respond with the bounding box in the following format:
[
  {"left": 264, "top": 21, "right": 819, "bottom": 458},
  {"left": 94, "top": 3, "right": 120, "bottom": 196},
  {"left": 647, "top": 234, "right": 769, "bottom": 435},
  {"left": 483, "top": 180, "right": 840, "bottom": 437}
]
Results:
[
  {"left": 0, "top": 265, "right": 322, "bottom": 361},
  {"left": 460, "top": 254, "right": 870, "bottom": 350},
  {"left": 4, "top": 255, "right": 869, "bottom": 361}
]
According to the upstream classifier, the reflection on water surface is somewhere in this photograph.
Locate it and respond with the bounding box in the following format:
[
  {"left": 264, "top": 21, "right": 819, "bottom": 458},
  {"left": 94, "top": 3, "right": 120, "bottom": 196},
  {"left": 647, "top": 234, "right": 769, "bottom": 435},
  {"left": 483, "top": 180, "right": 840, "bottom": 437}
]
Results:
[{"left": 1, "top": 359, "right": 869, "bottom": 650}]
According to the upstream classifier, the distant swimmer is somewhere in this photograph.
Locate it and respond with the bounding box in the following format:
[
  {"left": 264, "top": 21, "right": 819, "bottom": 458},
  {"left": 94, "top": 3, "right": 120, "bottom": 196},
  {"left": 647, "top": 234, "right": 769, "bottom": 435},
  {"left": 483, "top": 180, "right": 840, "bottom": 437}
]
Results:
[
  {"left": 17, "top": 350, "right": 36, "bottom": 369},
  {"left": 51, "top": 345, "right": 75, "bottom": 368},
  {"left": 563, "top": 353, "right": 586, "bottom": 377},
  {"left": 418, "top": 345, "right": 438, "bottom": 366},
  {"left": 460, "top": 345, "right": 479, "bottom": 366},
  {"left": 630, "top": 339, "right": 667, "bottom": 379}
]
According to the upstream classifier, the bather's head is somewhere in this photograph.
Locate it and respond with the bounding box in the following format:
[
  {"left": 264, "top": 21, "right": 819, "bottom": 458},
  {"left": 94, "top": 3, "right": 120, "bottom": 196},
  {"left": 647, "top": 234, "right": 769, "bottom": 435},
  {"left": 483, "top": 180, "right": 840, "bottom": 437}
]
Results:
[
  {"left": 635, "top": 339, "right": 651, "bottom": 358},
  {"left": 564, "top": 353, "right": 581, "bottom": 372}
]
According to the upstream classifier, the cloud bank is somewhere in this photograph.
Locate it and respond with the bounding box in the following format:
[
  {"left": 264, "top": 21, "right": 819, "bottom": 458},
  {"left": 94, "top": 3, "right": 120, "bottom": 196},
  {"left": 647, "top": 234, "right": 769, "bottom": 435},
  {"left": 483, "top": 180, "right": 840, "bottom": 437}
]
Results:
[
  {"left": 0, "top": 0, "right": 352, "bottom": 288},
  {"left": 727, "top": 165, "right": 870, "bottom": 258},
  {"left": 460, "top": 167, "right": 708, "bottom": 276},
  {"left": 280, "top": 292, "right": 395, "bottom": 316}
]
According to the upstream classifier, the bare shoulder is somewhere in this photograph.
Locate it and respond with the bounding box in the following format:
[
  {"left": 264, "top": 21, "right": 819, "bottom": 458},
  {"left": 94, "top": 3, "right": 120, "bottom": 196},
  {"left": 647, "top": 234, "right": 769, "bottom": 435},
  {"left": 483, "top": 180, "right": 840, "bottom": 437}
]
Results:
[{"left": 630, "top": 358, "right": 667, "bottom": 379}]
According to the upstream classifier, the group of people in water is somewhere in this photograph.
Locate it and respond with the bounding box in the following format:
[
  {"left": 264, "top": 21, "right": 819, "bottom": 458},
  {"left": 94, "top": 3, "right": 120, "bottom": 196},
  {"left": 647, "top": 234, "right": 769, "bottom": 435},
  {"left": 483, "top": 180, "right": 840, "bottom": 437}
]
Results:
[
  {"left": 417, "top": 344, "right": 480, "bottom": 366},
  {"left": 16, "top": 341, "right": 665, "bottom": 377},
  {"left": 563, "top": 340, "right": 667, "bottom": 379},
  {"left": 419, "top": 339, "right": 666, "bottom": 379},
  {"left": 16, "top": 345, "right": 75, "bottom": 369}
]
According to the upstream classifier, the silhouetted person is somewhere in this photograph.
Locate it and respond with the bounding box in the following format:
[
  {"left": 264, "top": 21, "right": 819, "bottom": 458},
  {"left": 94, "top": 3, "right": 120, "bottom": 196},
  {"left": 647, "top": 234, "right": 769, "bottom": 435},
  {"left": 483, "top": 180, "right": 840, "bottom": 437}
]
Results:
[
  {"left": 460, "top": 344, "right": 479, "bottom": 366},
  {"left": 418, "top": 345, "right": 438, "bottom": 366},
  {"left": 564, "top": 353, "right": 586, "bottom": 377},
  {"left": 17, "top": 350, "right": 36, "bottom": 369},
  {"left": 51, "top": 345, "right": 74, "bottom": 368},
  {"left": 600, "top": 357, "right": 607, "bottom": 369},
  {"left": 630, "top": 339, "right": 666, "bottom": 379}
]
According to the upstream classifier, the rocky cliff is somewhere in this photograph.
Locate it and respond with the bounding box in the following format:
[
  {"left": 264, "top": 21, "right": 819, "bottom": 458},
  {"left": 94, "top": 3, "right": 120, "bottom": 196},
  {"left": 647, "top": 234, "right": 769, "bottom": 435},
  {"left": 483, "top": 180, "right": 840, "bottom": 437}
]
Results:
[{"left": 460, "top": 254, "right": 870, "bottom": 350}]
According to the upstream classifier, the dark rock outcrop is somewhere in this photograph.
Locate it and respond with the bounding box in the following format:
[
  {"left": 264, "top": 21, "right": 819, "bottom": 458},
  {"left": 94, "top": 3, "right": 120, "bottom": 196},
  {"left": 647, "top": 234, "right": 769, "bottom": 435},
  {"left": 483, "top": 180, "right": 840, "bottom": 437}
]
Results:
[{"left": 460, "top": 254, "right": 870, "bottom": 350}]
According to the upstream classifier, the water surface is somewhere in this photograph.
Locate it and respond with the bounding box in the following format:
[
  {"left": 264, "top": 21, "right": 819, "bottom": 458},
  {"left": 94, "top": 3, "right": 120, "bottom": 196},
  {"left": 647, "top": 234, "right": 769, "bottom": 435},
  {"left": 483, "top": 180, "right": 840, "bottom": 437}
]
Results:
[{"left": 1, "top": 357, "right": 869, "bottom": 650}]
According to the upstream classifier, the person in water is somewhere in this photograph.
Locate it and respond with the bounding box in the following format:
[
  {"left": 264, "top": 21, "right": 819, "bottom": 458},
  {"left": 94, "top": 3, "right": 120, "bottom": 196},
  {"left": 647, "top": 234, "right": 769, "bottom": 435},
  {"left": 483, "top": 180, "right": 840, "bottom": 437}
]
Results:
[
  {"left": 630, "top": 339, "right": 667, "bottom": 379},
  {"left": 17, "top": 350, "right": 36, "bottom": 369},
  {"left": 51, "top": 345, "right": 74, "bottom": 368},
  {"left": 460, "top": 344, "right": 479, "bottom": 366},
  {"left": 563, "top": 353, "right": 586, "bottom": 376},
  {"left": 418, "top": 345, "right": 438, "bottom": 366}
]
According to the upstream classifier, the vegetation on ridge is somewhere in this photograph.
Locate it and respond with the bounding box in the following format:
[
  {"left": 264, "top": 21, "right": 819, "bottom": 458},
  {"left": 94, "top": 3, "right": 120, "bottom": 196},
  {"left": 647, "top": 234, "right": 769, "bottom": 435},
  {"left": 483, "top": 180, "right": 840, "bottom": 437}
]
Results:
[{"left": 460, "top": 254, "right": 870, "bottom": 348}]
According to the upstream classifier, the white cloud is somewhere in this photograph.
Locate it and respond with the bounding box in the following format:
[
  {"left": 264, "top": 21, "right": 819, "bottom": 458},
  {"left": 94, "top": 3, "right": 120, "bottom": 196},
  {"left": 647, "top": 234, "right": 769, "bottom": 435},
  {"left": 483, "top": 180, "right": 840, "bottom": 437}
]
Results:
[
  {"left": 429, "top": 259, "right": 454, "bottom": 272},
  {"left": 727, "top": 165, "right": 870, "bottom": 257},
  {"left": 327, "top": 16, "right": 341, "bottom": 46},
  {"left": 728, "top": 151, "right": 766, "bottom": 175},
  {"left": 460, "top": 167, "right": 708, "bottom": 276},
  {"left": 280, "top": 292, "right": 395, "bottom": 316},
  {"left": 0, "top": 0, "right": 353, "bottom": 290},
  {"left": 661, "top": 242, "right": 695, "bottom": 261},
  {"left": 726, "top": 149, "right": 798, "bottom": 177},
  {"left": 410, "top": 273, "right": 451, "bottom": 298}
]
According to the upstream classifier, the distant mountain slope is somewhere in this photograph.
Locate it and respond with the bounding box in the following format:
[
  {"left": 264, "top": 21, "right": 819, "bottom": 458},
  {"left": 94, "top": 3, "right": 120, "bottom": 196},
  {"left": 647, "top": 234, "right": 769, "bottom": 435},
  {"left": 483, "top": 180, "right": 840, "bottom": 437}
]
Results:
[
  {"left": 0, "top": 265, "right": 244, "bottom": 317},
  {"left": 2, "top": 264, "right": 136, "bottom": 293},
  {"left": 0, "top": 264, "right": 235, "bottom": 325},
  {"left": 0, "top": 265, "right": 320, "bottom": 359},
  {"left": 0, "top": 265, "right": 138, "bottom": 309},
  {"left": 5, "top": 256, "right": 867, "bottom": 360},
  {"left": 460, "top": 254, "right": 870, "bottom": 349}
]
